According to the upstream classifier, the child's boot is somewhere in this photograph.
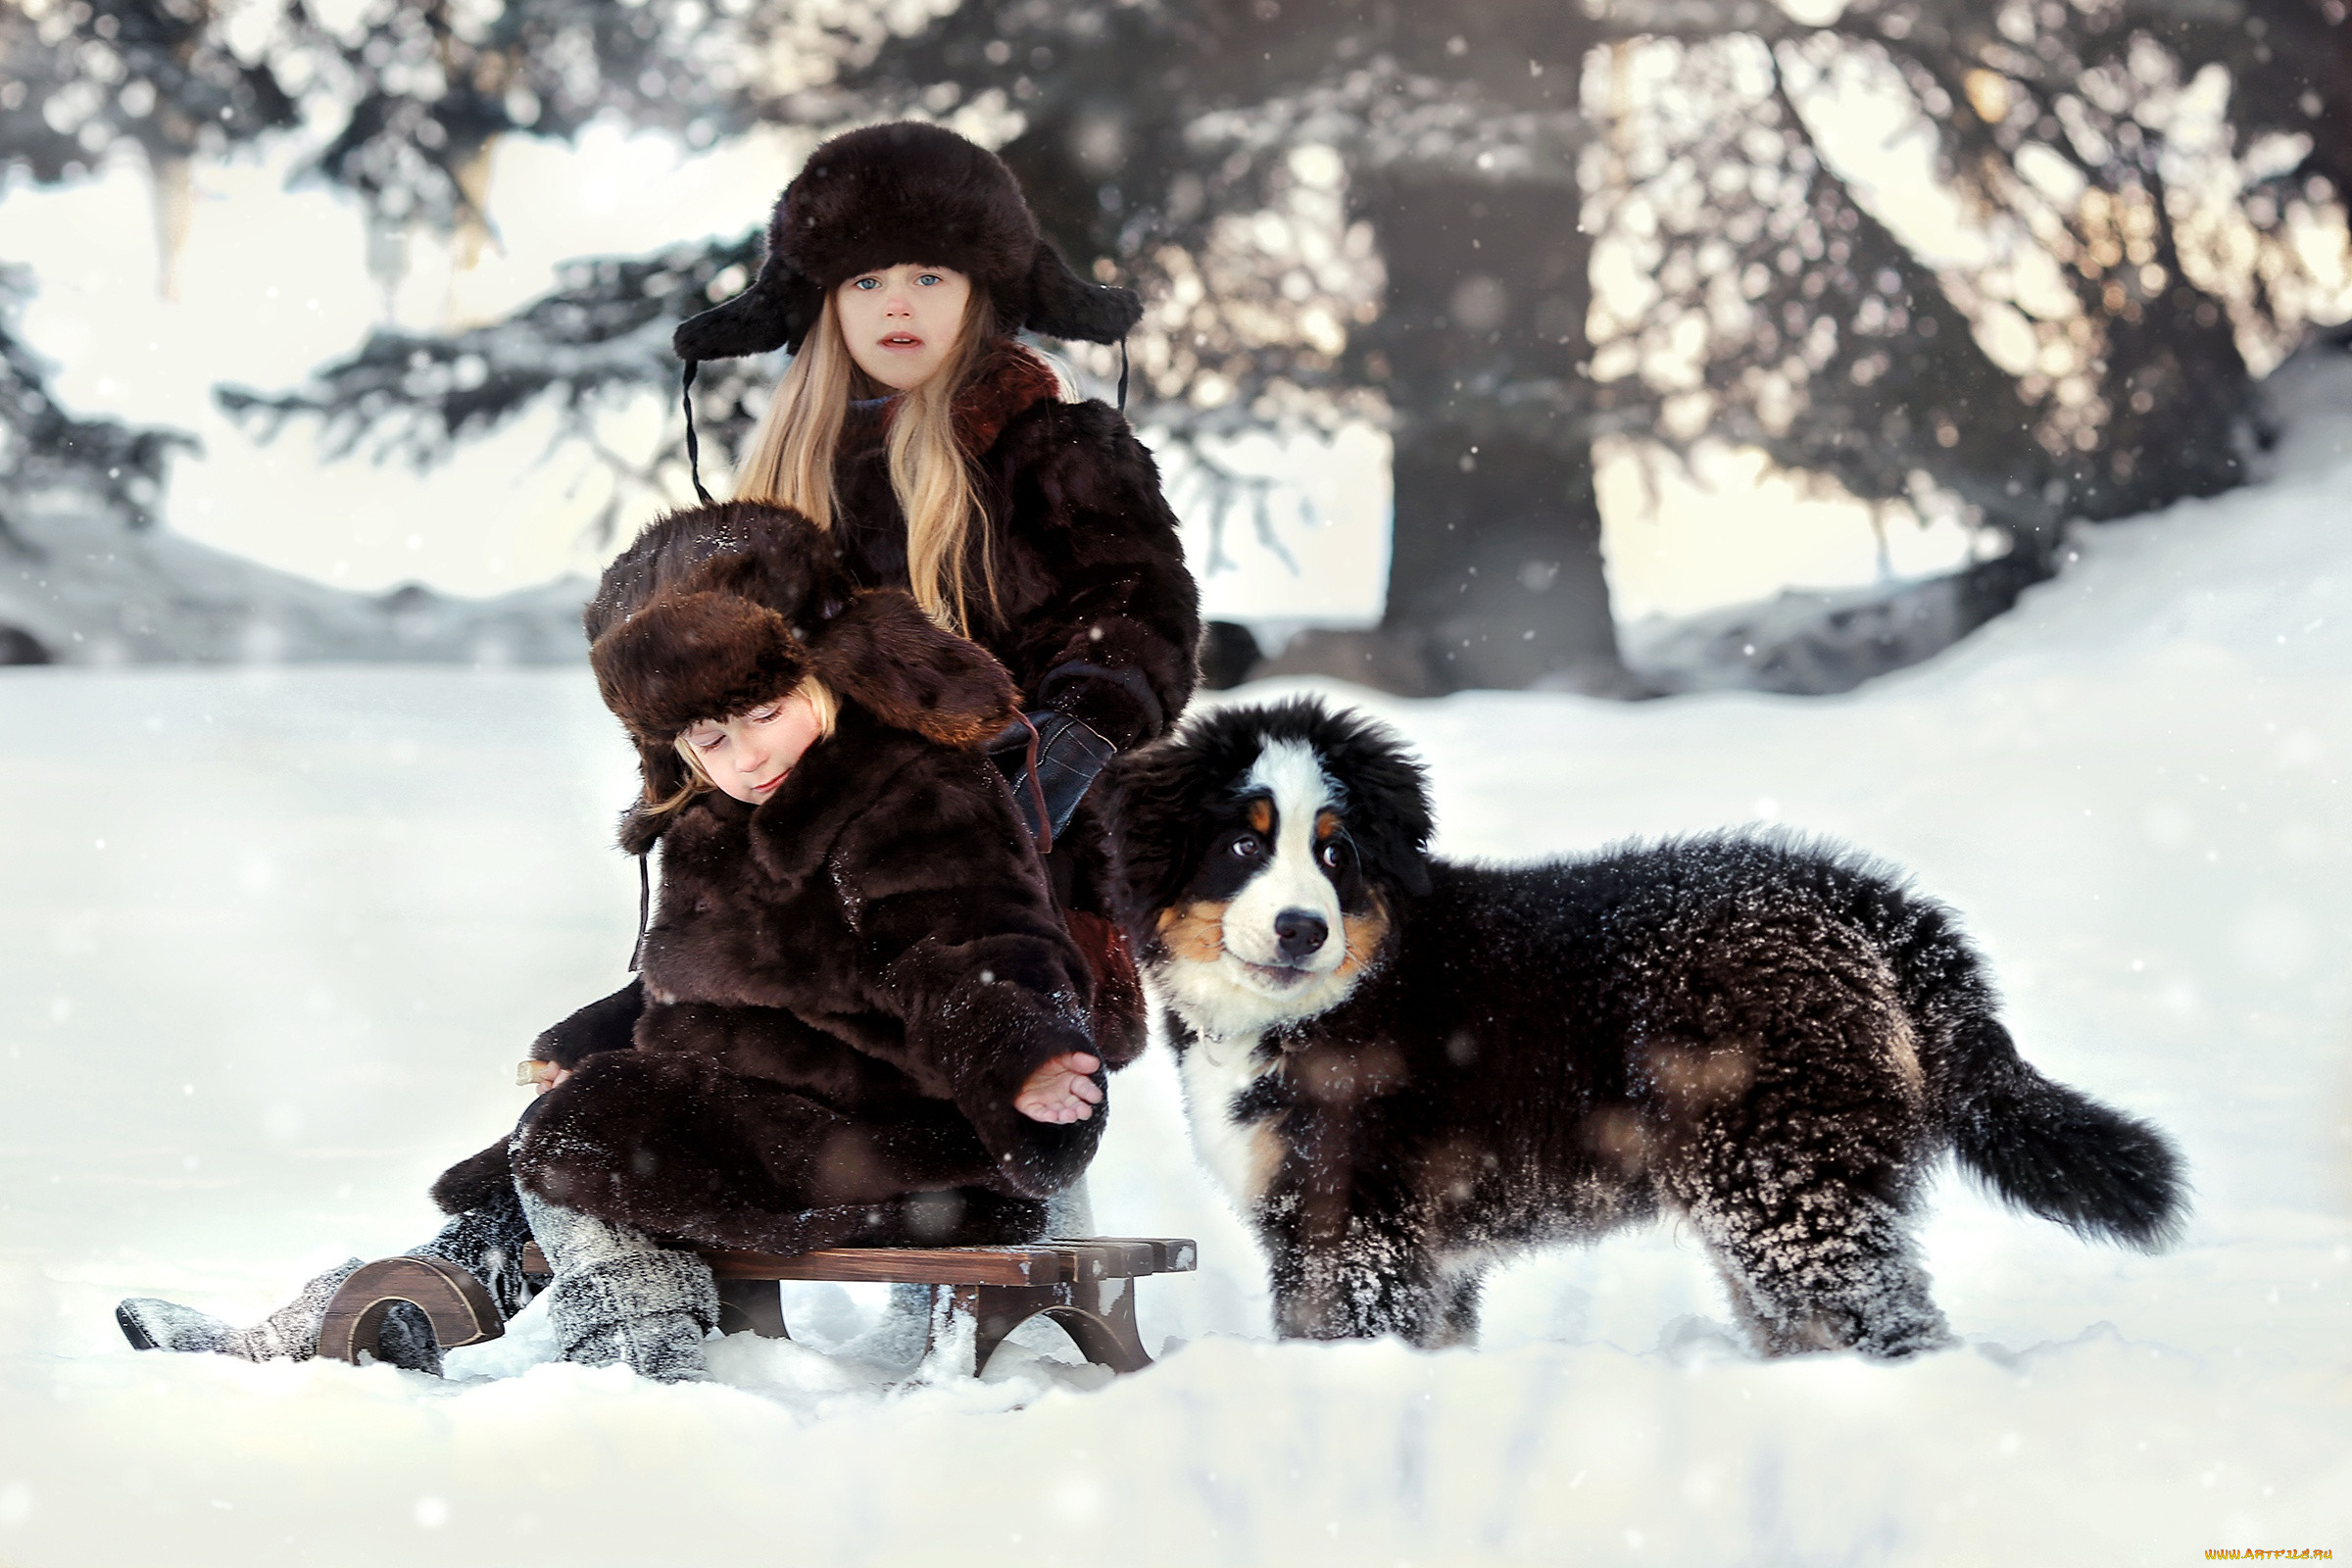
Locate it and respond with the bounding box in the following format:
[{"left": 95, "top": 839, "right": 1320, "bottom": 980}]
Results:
[
  {"left": 117, "top": 1258, "right": 367, "bottom": 1364},
  {"left": 117, "top": 1186, "right": 542, "bottom": 1373},
  {"left": 517, "top": 1187, "right": 717, "bottom": 1383},
  {"left": 377, "top": 1183, "right": 545, "bottom": 1373}
]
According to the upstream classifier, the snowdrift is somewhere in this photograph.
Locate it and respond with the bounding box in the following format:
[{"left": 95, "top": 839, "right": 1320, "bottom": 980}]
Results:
[{"left": 1, "top": 419, "right": 2347, "bottom": 1563}]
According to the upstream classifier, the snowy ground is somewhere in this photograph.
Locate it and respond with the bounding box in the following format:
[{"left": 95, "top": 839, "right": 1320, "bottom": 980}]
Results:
[{"left": 4, "top": 422, "right": 2350, "bottom": 1564}]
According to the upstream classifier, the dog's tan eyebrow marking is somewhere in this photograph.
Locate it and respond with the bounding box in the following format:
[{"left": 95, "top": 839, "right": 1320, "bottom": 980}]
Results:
[
  {"left": 1248, "top": 799, "right": 1274, "bottom": 835},
  {"left": 1314, "top": 809, "right": 1341, "bottom": 841}
]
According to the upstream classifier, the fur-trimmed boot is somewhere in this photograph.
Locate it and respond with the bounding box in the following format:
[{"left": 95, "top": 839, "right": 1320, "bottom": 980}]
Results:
[{"left": 516, "top": 1186, "right": 717, "bottom": 1383}]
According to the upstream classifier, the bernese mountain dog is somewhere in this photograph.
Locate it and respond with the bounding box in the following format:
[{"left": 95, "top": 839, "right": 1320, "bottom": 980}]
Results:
[{"left": 1102, "top": 697, "right": 2184, "bottom": 1357}]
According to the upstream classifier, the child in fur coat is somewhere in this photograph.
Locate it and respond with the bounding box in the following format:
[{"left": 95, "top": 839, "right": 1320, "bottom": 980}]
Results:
[{"left": 119, "top": 502, "right": 1113, "bottom": 1382}]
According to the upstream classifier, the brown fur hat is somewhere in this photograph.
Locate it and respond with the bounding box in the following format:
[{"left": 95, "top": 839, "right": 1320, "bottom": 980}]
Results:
[
  {"left": 673, "top": 121, "right": 1142, "bottom": 362},
  {"left": 590, "top": 500, "right": 1020, "bottom": 806}
]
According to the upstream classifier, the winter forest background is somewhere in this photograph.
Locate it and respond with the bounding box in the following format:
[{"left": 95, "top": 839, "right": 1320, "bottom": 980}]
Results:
[
  {"left": 2, "top": 1, "right": 2350, "bottom": 1565},
  {"left": 4, "top": 0, "right": 2346, "bottom": 682}
]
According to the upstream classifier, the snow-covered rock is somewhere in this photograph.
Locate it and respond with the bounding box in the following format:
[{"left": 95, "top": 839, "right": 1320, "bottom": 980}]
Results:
[
  {"left": 1624, "top": 338, "right": 2352, "bottom": 700},
  {"left": 1617, "top": 564, "right": 1980, "bottom": 696}
]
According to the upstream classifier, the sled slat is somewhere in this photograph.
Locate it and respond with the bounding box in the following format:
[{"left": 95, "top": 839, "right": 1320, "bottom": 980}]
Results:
[
  {"left": 708, "top": 1246, "right": 1065, "bottom": 1286},
  {"left": 515, "top": 1238, "right": 1192, "bottom": 1286}
]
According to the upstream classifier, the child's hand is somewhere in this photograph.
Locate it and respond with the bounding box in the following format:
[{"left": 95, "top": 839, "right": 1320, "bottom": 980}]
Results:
[
  {"left": 1014, "top": 1052, "right": 1103, "bottom": 1124},
  {"left": 517, "top": 1060, "right": 573, "bottom": 1096}
]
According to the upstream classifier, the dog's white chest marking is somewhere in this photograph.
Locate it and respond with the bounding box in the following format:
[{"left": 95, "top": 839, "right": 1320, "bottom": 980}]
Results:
[
  {"left": 1154, "top": 735, "right": 1385, "bottom": 1210},
  {"left": 1178, "top": 1031, "right": 1284, "bottom": 1208}
]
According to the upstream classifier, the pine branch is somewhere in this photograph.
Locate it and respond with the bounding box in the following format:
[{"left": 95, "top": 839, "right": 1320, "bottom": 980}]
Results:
[
  {"left": 0, "top": 266, "right": 194, "bottom": 552},
  {"left": 218, "top": 234, "right": 767, "bottom": 475}
]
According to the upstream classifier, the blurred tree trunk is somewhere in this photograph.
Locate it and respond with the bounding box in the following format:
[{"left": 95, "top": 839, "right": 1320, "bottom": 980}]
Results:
[{"left": 1267, "top": 172, "right": 1629, "bottom": 695}]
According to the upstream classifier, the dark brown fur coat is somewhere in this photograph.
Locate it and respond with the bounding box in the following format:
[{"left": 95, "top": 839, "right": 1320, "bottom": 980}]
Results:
[
  {"left": 488, "top": 705, "right": 1105, "bottom": 1254},
  {"left": 828, "top": 339, "right": 1199, "bottom": 755}
]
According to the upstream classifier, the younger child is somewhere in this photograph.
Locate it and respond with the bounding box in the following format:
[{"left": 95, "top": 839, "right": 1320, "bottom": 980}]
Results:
[{"left": 120, "top": 501, "right": 1113, "bottom": 1381}]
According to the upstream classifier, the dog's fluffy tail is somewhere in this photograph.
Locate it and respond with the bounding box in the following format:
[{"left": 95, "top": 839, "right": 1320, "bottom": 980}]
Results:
[{"left": 1943, "top": 1017, "right": 2186, "bottom": 1250}]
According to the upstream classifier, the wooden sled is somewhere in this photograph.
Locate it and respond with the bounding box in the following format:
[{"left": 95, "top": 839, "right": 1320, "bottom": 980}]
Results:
[{"left": 317, "top": 1237, "right": 1197, "bottom": 1380}]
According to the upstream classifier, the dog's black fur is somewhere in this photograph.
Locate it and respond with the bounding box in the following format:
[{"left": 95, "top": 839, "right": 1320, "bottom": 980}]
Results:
[{"left": 1102, "top": 698, "right": 2185, "bottom": 1356}]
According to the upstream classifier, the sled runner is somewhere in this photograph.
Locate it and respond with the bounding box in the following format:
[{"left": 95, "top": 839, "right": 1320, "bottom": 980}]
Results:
[{"left": 316, "top": 1238, "right": 1197, "bottom": 1380}]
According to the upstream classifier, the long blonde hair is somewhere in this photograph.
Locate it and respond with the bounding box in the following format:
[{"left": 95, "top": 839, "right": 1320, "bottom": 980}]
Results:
[{"left": 733, "top": 287, "right": 1002, "bottom": 635}]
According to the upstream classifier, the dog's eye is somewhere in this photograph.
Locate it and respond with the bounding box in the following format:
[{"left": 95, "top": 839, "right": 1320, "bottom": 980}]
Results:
[
  {"left": 1318, "top": 840, "right": 1346, "bottom": 869},
  {"left": 1229, "top": 834, "right": 1262, "bottom": 859}
]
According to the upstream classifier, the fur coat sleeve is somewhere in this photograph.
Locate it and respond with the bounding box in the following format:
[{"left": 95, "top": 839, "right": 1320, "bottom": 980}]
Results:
[
  {"left": 805, "top": 737, "right": 1106, "bottom": 1195},
  {"left": 529, "top": 979, "right": 646, "bottom": 1071},
  {"left": 984, "top": 399, "right": 1200, "bottom": 751},
  {"left": 425, "top": 980, "right": 646, "bottom": 1213}
]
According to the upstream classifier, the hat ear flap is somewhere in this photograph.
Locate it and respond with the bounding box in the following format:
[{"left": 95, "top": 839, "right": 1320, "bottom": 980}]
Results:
[
  {"left": 673, "top": 256, "right": 825, "bottom": 362},
  {"left": 1020, "top": 239, "right": 1142, "bottom": 345},
  {"left": 638, "top": 741, "right": 690, "bottom": 805},
  {"left": 808, "top": 590, "right": 1020, "bottom": 747},
  {"left": 620, "top": 743, "right": 688, "bottom": 855}
]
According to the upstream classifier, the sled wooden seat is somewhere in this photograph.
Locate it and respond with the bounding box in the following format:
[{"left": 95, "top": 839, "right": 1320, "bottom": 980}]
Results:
[{"left": 318, "top": 1238, "right": 1196, "bottom": 1379}]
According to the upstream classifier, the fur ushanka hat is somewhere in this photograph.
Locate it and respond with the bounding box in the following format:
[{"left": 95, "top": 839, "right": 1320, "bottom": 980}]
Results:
[
  {"left": 588, "top": 500, "right": 1020, "bottom": 811},
  {"left": 672, "top": 121, "right": 1143, "bottom": 364}
]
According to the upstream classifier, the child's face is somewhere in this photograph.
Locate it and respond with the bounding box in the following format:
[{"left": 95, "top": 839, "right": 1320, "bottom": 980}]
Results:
[
  {"left": 679, "top": 692, "right": 826, "bottom": 805},
  {"left": 835, "top": 263, "right": 971, "bottom": 391}
]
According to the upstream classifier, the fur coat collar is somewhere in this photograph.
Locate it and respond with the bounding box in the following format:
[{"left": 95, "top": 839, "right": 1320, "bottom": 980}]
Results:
[{"left": 846, "top": 336, "right": 1065, "bottom": 458}]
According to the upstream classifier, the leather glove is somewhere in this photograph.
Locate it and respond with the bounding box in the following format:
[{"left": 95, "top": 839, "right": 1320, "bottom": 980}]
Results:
[{"left": 987, "top": 711, "right": 1116, "bottom": 852}]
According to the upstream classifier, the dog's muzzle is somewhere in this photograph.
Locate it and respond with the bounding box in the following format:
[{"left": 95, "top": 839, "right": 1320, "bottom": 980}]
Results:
[{"left": 1273, "top": 908, "right": 1329, "bottom": 965}]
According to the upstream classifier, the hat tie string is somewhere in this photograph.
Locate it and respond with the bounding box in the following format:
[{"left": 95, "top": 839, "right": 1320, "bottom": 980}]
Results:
[
  {"left": 681, "top": 361, "right": 715, "bottom": 506},
  {"left": 628, "top": 850, "right": 652, "bottom": 972}
]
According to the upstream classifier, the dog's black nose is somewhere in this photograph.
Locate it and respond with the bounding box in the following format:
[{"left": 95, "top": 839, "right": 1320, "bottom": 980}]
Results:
[{"left": 1274, "top": 908, "right": 1330, "bottom": 963}]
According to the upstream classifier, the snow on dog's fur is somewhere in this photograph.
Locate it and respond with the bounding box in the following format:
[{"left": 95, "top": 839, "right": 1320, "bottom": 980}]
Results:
[{"left": 1102, "top": 698, "right": 2186, "bottom": 1356}]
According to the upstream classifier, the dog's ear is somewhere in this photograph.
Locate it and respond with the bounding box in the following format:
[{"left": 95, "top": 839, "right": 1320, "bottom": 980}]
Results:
[
  {"left": 1099, "top": 736, "right": 1216, "bottom": 938},
  {"left": 1327, "top": 712, "right": 1435, "bottom": 899}
]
